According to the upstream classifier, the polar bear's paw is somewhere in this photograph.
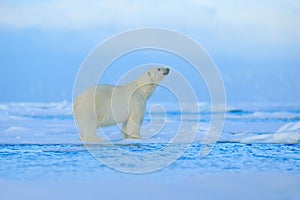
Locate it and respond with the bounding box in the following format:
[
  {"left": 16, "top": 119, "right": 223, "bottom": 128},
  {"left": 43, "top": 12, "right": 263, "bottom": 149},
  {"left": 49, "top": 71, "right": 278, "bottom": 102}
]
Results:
[
  {"left": 80, "top": 135, "right": 102, "bottom": 143},
  {"left": 123, "top": 133, "right": 141, "bottom": 139}
]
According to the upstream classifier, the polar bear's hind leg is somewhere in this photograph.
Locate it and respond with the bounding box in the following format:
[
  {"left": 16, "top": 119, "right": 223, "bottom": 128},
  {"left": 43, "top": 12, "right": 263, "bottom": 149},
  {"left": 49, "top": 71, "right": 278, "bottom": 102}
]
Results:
[
  {"left": 77, "top": 117, "right": 101, "bottom": 142},
  {"left": 74, "top": 103, "right": 101, "bottom": 142}
]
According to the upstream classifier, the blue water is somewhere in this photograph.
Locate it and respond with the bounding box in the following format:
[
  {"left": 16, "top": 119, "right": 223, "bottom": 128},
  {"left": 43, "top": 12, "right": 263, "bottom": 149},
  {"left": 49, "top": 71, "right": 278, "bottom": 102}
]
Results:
[{"left": 0, "top": 143, "right": 299, "bottom": 181}]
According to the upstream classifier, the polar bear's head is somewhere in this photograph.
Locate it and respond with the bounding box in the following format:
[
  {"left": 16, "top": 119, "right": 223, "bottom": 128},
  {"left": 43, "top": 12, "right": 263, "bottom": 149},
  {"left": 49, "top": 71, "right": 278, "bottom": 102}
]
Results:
[
  {"left": 133, "top": 67, "right": 170, "bottom": 99},
  {"left": 147, "top": 67, "right": 170, "bottom": 84}
]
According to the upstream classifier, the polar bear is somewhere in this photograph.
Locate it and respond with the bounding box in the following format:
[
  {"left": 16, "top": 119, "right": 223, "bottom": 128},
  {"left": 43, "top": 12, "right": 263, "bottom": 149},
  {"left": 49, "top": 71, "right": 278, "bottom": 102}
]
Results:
[{"left": 73, "top": 67, "right": 170, "bottom": 142}]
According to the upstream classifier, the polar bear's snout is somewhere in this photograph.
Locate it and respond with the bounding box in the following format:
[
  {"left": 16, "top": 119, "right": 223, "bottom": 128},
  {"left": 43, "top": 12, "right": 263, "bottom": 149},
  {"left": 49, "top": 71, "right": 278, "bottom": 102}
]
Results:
[
  {"left": 157, "top": 67, "right": 170, "bottom": 75},
  {"left": 163, "top": 68, "right": 170, "bottom": 75}
]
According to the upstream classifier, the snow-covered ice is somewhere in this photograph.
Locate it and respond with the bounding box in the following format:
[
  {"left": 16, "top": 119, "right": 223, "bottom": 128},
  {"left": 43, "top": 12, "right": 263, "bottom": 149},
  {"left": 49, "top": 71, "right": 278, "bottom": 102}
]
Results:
[{"left": 0, "top": 102, "right": 300, "bottom": 199}]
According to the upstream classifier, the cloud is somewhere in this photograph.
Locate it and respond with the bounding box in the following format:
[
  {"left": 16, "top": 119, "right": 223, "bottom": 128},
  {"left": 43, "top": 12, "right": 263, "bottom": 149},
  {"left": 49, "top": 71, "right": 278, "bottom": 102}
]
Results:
[
  {"left": 0, "top": 1, "right": 298, "bottom": 31},
  {"left": 0, "top": 1, "right": 108, "bottom": 29},
  {"left": 0, "top": 1, "right": 211, "bottom": 29},
  {"left": 0, "top": 0, "right": 299, "bottom": 48}
]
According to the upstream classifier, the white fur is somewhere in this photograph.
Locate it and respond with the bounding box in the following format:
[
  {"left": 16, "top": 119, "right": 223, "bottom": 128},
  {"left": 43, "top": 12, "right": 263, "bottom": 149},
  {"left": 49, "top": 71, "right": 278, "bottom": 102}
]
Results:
[{"left": 73, "top": 67, "right": 169, "bottom": 142}]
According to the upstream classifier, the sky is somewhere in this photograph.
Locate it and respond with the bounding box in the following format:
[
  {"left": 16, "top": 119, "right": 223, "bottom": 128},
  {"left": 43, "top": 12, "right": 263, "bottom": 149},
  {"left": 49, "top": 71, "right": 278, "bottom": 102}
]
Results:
[{"left": 0, "top": 0, "right": 299, "bottom": 104}]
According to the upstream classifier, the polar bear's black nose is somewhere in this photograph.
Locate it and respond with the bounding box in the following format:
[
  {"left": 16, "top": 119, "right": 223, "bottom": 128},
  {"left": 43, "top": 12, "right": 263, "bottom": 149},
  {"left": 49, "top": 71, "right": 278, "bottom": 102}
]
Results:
[{"left": 163, "top": 68, "right": 170, "bottom": 75}]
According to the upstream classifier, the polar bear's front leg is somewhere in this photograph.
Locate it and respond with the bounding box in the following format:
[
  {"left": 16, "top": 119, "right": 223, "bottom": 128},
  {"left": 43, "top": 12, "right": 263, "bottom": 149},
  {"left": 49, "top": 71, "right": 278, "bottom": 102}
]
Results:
[
  {"left": 122, "top": 111, "right": 145, "bottom": 139},
  {"left": 121, "top": 120, "right": 129, "bottom": 138}
]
